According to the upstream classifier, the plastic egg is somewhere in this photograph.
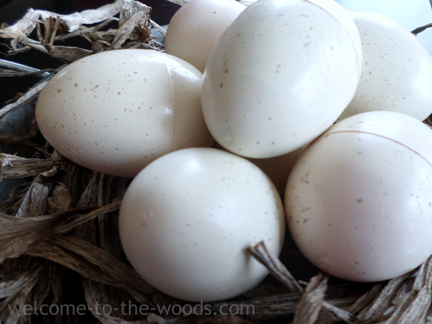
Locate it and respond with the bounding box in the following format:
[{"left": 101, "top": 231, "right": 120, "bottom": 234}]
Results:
[
  {"left": 119, "top": 147, "right": 285, "bottom": 302},
  {"left": 285, "top": 111, "right": 432, "bottom": 282},
  {"left": 339, "top": 12, "right": 432, "bottom": 121},
  {"left": 165, "top": 0, "right": 245, "bottom": 72},
  {"left": 36, "top": 49, "right": 214, "bottom": 177},
  {"left": 201, "top": 0, "right": 362, "bottom": 159}
]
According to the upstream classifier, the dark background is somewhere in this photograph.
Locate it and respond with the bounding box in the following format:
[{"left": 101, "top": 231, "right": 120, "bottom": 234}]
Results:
[{"left": 0, "top": 0, "right": 180, "bottom": 106}]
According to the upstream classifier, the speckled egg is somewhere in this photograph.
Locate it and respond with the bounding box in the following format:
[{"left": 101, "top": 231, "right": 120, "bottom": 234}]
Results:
[
  {"left": 336, "top": 0, "right": 432, "bottom": 54},
  {"left": 119, "top": 147, "right": 285, "bottom": 302},
  {"left": 286, "top": 111, "right": 432, "bottom": 282},
  {"left": 214, "top": 141, "right": 302, "bottom": 198},
  {"left": 339, "top": 11, "right": 432, "bottom": 121},
  {"left": 165, "top": 0, "right": 245, "bottom": 72},
  {"left": 36, "top": 49, "right": 214, "bottom": 177},
  {"left": 201, "top": 0, "right": 362, "bottom": 158}
]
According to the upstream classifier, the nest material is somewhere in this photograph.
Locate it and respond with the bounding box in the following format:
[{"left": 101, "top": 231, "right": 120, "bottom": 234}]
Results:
[{"left": 1, "top": 0, "right": 432, "bottom": 323}]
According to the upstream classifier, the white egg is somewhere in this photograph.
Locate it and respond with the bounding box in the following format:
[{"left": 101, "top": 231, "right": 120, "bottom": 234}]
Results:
[
  {"left": 308, "top": 0, "right": 363, "bottom": 71},
  {"left": 201, "top": 0, "right": 362, "bottom": 159},
  {"left": 213, "top": 142, "right": 301, "bottom": 198},
  {"left": 165, "top": 0, "right": 245, "bottom": 72},
  {"left": 286, "top": 111, "right": 432, "bottom": 282},
  {"left": 119, "top": 147, "right": 285, "bottom": 302},
  {"left": 335, "top": 0, "right": 432, "bottom": 54},
  {"left": 339, "top": 12, "right": 432, "bottom": 121},
  {"left": 36, "top": 49, "right": 214, "bottom": 178},
  {"left": 246, "top": 151, "right": 302, "bottom": 198}
]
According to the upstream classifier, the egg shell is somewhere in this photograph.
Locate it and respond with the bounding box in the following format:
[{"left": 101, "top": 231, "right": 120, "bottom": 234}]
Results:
[
  {"left": 339, "top": 11, "right": 432, "bottom": 121},
  {"left": 201, "top": 0, "right": 362, "bottom": 159},
  {"left": 336, "top": 0, "right": 432, "bottom": 55},
  {"left": 36, "top": 49, "right": 214, "bottom": 177},
  {"left": 165, "top": 0, "right": 245, "bottom": 72},
  {"left": 285, "top": 111, "right": 432, "bottom": 282},
  {"left": 119, "top": 147, "right": 285, "bottom": 302},
  {"left": 213, "top": 141, "right": 301, "bottom": 198},
  {"left": 306, "top": 0, "right": 363, "bottom": 72}
]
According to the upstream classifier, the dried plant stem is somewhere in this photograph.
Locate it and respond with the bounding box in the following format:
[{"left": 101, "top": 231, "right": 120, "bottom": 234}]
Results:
[
  {"left": 249, "top": 241, "right": 354, "bottom": 323},
  {"left": 0, "top": 79, "right": 51, "bottom": 119},
  {"left": 412, "top": 23, "right": 432, "bottom": 35},
  {"left": 249, "top": 241, "right": 303, "bottom": 294},
  {"left": 293, "top": 273, "right": 328, "bottom": 324},
  {"left": 57, "top": 199, "right": 121, "bottom": 234}
]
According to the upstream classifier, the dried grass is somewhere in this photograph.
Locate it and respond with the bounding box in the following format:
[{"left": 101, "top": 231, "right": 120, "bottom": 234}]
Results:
[{"left": 0, "top": 0, "right": 432, "bottom": 323}]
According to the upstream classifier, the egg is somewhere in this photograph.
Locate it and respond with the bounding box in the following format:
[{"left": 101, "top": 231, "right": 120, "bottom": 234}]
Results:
[
  {"left": 285, "top": 111, "right": 432, "bottom": 282},
  {"left": 119, "top": 147, "right": 285, "bottom": 302},
  {"left": 214, "top": 141, "right": 301, "bottom": 198},
  {"left": 308, "top": 0, "right": 363, "bottom": 68},
  {"left": 36, "top": 49, "right": 214, "bottom": 178},
  {"left": 248, "top": 149, "right": 302, "bottom": 198},
  {"left": 164, "top": 0, "right": 245, "bottom": 72},
  {"left": 335, "top": 0, "right": 432, "bottom": 54},
  {"left": 339, "top": 12, "right": 432, "bottom": 121},
  {"left": 201, "top": 0, "right": 362, "bottom": 159}
]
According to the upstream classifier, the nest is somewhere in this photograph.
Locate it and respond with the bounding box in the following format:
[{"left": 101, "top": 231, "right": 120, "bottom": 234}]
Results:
[{"left": 1, "top": 0, "right": 432, "bottom": 323}]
